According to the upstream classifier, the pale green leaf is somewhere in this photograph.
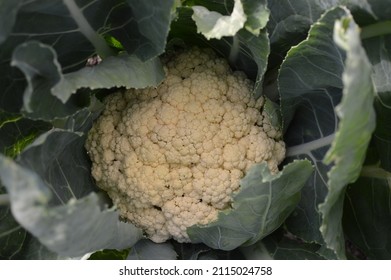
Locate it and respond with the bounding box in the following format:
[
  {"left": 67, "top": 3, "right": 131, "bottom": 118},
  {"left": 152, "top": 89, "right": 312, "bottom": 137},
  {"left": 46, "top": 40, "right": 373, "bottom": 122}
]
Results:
[
  {"left": 241, "top": 0, "right": 269, "bottom": 35},
  {"left": 192, "top": 0, "right": 246, "bottom": 40},
  {"left": 52, "top": 54, "right": 164, "bottom": 103},
  {"left": 279, "top": 7, "right": 349, "bottom": 245},
  {"left": 320, "top": 12, "right": 376, "bottom": 259},
  {"left": 0, "top": 129, "right": 143, "bottom": 257},
  {"left": 188, "top": 160, "right": 313, "bottom": 250}
]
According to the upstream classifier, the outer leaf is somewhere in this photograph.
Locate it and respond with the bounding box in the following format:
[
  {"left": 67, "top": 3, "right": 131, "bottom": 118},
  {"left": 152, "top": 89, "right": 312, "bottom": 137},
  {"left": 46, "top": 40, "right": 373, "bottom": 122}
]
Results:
[
  {"left": 115, "top": 0, "right": 176, "bottom": 61},
  {"left": 188, "top": 160, "right": 313, "bottom": 251},
  {"left": 0, "top": 0, "right": 174, "bottom": 113},
  {"left": 192, "top": 0, "right": 246, "bottom": 40},
  {"left": 52, "top": 54, "right": 164, "bottom": 103},
  {"left": 267, "top": 0, "right": 339, "bottom": 51},
  {"left": 0, "top": 110, "right": 51, "bottom": 259},
  {"left": 16, "top": 130, "right": 97, "bottom": 202},
  {"left": 343, "top": 178, "right": 391, "bottom": 259},
  {"left": 127, "top": 239, "right": 177, "bottom": 260},
  {"left": 266, "top": 0, "right": 377, "bottom": 53},
  {"left": 280, "top": 7, "right": 348, "bottom": 245},
  {"left": 319, "top": 13, "right": 376, "bottom": 259},
  {"left": 11, "top": 41, "right": 88, "bottom": 120},
  {"left": 0, "top": 129, "right": 143, "bottom": 257}
]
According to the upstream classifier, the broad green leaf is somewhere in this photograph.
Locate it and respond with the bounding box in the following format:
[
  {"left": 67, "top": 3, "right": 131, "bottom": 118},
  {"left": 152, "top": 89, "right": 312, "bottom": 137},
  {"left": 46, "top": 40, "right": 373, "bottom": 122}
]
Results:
[
  {"left": 279, "top": 6, "right": 376, "bottom": 259},
  {"left": 266, "top": 0, "right": 378, "bottom": 51},
  {"left": 11, "top": 41, "right": 90, "bottom": 120},
  {"left": 188, "top": 160, "right": 313, "bottom": 251},
  {"left": 0, "top": 0, "right": 174, "bottom": 113},
  {"left": 192, "top": 0, "right": 246, "bottom": 40},
  {"left": 170, "top": 7, "right": 269, "bottom": 97},
  {"left": 279, "top": 7, "right": 348, "bottom": 245},
  {"left": 52, "top": 54, "right": 165, "bottom": 103},
  {"left": 118, "top": 0, "right": 176, "bottom": 61},
  {"left": 267, "top": 0, "right": 339, "bottom": 51},
  {"left": 0, "top": 1, "right": 21, "bottom": 45},
  {"left": 320, "top": 13, "right": 376, "bottom": 259},
  {"left": 343, "top": 177, "right": 391, "bottom": 259},
  {"left": 127, "top": 239, "right": 177, "bottom": 260},
  {"left": 0, "top": 130, "right": 143, "bottom": 257}
]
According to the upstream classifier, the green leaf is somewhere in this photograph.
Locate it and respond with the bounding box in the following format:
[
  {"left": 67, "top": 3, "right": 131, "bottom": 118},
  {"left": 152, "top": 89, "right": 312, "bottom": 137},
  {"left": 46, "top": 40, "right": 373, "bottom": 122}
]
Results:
[
  {"left": 188, "top": 160, "right": 313, "bottom": 251},
  {"left": 241, "top": 0, "right": 269, "bottom": 35},
  {"left": 52, "top": 54, "right": 165, "bottom": 103},
  {"left": 320, "top": 12, "right": 376, "bottom": 259},
  {"left": 11, "top": 41, "right": 89, "bottom": 121},
  {"left": 279, "top": 6, "right": 348, "bottom": 245},
  {"left": 117, "top": 0, "right": 176, "bottom": 61},
  {"left": 192, "top": 0, "right": 246, "bottom": 40},
  {"left": 0, "top": 130, "right": 143, "bottom": 257},
  {"left": 0, "top": 0, "right": 174, "bottom": 114},
  {"left": 127, "top": 239, "right": 177, "bottom": 260},
  {"left": 267, "top": 0, "right": 338, "bottom": 52},
  {"left": 343, "top": 177, "right": 391, "bottom": 259}
]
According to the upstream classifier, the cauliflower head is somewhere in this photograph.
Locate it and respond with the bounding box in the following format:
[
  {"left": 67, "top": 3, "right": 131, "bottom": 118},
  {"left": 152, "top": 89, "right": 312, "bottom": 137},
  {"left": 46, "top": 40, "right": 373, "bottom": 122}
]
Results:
[{"left": 85, "top": 47, "right": 286, "bottom": 243}]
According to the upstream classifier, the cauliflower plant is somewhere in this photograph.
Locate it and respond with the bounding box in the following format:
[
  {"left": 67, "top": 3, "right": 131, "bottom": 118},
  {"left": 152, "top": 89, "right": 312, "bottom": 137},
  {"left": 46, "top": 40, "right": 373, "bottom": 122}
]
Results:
[{"left": 85, "top": 47, "right": 286, "bottom": 243}]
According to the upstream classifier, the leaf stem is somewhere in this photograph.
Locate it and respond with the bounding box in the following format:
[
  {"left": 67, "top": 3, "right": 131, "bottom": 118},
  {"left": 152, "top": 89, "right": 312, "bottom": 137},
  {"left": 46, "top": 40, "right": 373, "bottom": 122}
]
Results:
[
  {"left": 63, "top": 0, "right": 114, "bottom": 58},
  {"left": 286, "top": 133, "right": 335, "bottom": 157},
  {"left": 360, "top": 20, "right": 391, "bottom": 40},
  {"left": 0, "top": 194, "right": 10, "bottom": 206}
]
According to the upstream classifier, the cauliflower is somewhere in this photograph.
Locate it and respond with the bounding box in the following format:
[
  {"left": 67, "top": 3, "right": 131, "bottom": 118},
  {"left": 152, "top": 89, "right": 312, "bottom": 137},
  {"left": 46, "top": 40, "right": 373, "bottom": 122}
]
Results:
[{"left": 85, "top": 47, "right": 286, "bottom": 243}]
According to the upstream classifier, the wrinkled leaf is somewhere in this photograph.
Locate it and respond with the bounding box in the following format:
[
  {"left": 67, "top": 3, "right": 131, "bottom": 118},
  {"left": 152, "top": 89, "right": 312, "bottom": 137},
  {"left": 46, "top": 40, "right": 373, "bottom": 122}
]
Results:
[
  {"left": 192, "top": 0, "right": 246, "bottom": 40},
  {"left": 127, "top": 239, "right": 177, "bottom": 260},
  {"left": 52, "top": 54, "right": 165, "bottom": 103},
  {"left": 319, "top": 13, "right": 376, "bottom": 259},
  {"left": 343, "top": 177, "right": 391, "bottom": 259},
  {"left": 0, "top": 129, "right": 142, "bottom": 257},
  {"left": 188, "top": 160, "right": 313, "bottom": 250},
  {"left": 280, "top": 7, "right": 348, "bottom": 245}
]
